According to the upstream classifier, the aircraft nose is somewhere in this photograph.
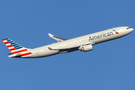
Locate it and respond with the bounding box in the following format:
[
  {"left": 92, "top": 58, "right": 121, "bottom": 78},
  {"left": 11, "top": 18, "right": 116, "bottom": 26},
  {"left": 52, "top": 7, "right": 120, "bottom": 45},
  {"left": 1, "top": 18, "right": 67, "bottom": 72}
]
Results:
[
  {"left": 127, "top": 27, "right": 134, "bottom": 33},
  {"left": 129, "top": 28, "right": 134, "bottom": 32}
]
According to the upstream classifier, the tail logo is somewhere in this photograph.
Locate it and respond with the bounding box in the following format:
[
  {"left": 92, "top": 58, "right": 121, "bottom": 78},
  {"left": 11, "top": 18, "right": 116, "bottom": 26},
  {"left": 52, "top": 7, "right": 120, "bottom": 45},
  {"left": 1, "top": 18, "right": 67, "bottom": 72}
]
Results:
[{"left": 2, "top": 38, "right": 32, "bottom": 57}]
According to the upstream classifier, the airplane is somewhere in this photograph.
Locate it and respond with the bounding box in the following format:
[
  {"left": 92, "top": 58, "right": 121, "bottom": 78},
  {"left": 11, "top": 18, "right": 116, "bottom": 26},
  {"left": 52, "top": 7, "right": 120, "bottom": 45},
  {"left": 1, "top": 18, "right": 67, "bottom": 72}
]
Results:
[{"left": 2, "top": 26, "right": 134, "bottom": 58}]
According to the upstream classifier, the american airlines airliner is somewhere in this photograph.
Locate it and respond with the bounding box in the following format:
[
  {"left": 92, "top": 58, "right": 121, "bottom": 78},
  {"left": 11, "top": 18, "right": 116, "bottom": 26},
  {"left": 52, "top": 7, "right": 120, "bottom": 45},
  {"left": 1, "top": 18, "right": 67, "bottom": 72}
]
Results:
[{"left": 2, "top": 26, "right": 134, "bottom": 58}]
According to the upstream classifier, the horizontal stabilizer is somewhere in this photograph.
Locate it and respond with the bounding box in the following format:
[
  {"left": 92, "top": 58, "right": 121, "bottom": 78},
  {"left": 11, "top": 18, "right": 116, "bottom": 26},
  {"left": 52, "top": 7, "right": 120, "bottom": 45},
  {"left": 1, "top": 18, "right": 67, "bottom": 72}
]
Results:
[
  {"left": 8, "top": 53, "right": 22, "bottom": 58},
  {"left": 8, "top": 53, "right": 12, "bottom": 55}
]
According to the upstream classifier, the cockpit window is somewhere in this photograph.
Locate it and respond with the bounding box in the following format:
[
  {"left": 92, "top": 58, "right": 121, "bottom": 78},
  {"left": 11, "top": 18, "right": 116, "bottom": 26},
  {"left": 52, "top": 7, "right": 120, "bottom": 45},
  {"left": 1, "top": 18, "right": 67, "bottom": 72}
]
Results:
[{"left": 127, "top": 27, "right": 130, "bottom": 29}]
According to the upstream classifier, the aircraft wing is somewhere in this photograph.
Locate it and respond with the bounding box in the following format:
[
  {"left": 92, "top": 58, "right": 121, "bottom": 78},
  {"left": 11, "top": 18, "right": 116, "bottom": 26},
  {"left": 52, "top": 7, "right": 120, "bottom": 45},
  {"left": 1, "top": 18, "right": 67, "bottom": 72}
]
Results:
[
  {"left": 48, "top": 46, "right": 80, "bottom": 51},
  {"left": 8, "top": 53, "right": 22, "bottom": 58},
  {"left": 48, "top": 42, "right": 92, "bottom": 51},
  {"left": 48, "top": 33, "right": 68, "bottom": 42}
]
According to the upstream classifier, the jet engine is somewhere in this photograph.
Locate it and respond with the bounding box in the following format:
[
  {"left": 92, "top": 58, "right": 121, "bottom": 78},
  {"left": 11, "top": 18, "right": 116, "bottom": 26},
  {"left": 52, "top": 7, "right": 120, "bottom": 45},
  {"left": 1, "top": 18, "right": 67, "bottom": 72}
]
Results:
[{"left": 79, "top": 44, "right": 93, "bottom": 52}]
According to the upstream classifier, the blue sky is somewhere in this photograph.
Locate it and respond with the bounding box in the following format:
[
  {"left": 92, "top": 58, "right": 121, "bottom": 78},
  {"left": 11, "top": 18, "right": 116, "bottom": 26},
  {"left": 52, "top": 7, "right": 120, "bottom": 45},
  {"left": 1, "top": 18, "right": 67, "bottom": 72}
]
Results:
[{"left": 0, "top": 0, "right": 135, "bottom": 90}]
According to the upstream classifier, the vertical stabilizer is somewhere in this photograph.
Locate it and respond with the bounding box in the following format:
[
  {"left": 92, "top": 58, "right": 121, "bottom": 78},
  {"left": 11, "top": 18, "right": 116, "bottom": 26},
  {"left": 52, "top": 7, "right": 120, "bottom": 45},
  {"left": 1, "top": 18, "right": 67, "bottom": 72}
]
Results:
[{"left": 2, "top": 38, "right": 32, "bottom": 57}]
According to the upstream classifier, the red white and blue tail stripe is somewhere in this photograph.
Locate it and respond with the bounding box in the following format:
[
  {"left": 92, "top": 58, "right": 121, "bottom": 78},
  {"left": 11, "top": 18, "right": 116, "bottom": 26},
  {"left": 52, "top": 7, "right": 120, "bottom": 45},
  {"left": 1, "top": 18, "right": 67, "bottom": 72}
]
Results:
[{"left": 2, "top": 38, "right": 32, "bottom": 58}]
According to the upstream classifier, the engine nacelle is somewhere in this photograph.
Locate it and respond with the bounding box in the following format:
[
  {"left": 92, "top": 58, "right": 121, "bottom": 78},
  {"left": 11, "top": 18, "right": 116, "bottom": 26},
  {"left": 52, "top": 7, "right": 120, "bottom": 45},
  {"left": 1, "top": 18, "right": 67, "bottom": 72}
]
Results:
[{"left": 79, "top": 44, "right": 93, "bottom": 52}]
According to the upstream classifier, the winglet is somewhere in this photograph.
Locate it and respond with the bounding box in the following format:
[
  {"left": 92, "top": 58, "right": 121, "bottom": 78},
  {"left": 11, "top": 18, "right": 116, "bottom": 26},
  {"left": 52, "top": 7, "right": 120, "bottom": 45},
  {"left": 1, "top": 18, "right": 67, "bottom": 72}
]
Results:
[
  {"left": 48, "top": 33, "right": 53, "bottom": 37},
  {"left": 48, "top": 33, "right": 68, "bottom": 42}
]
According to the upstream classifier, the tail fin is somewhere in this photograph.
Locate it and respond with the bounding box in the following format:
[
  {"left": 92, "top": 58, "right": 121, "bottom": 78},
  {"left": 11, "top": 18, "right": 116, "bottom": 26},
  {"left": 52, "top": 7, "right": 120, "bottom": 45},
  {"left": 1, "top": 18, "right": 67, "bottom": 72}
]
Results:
[{"left": 2, "top": 38, "right": 32, "bottom": 57}]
